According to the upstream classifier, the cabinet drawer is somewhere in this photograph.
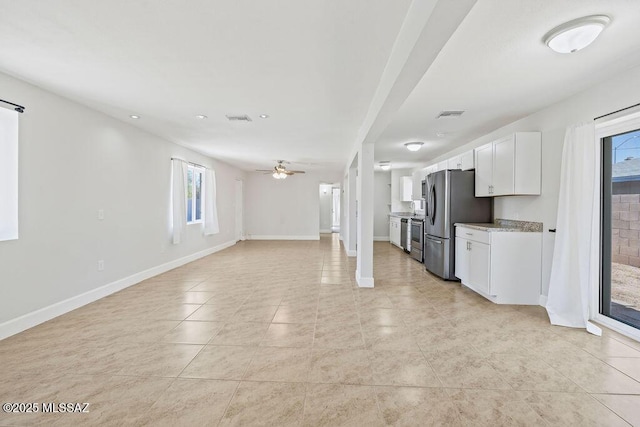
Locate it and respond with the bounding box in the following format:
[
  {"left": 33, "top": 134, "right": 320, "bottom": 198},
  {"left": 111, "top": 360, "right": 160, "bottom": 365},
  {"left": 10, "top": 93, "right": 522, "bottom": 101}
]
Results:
[{"left": 455, "top": 227, "right": 490, "bottom": 244}]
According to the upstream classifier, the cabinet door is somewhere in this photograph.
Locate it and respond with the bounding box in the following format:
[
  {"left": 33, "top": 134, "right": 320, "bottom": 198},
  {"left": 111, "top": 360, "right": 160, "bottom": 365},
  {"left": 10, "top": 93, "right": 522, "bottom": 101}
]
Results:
[
  {"left": 401, "top": 176, "right": 413, "bottom": 201},
  {"left": 474, "top": 143, "right": 493, "bottom": 197},
  {"left": 437, "top": 161, "right": 448, "bottom": 171},
  {"left": 447, "top": 156, "right": 461, "bottom": 170},
  {"left": 454, "top": 237, "right": 469, "bottom": 282},
  {"left": 460, "top": 150, "right": 474, "bottom": 171},
  {"left": 468, "top": 241, "right": 491, "bottom": 295},
  {"left": 412, "top": 170, "right": 421, "bottom": 201},
  {"left": 492, "top": 135, "right": 515, "bottom": 196}
]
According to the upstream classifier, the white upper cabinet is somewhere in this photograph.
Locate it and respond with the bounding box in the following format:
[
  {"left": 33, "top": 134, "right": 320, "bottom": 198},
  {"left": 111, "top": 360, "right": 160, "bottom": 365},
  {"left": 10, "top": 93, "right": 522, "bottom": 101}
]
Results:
[
  {"left": 474, "top": 132, "right": 541, "bottom": 197},
  {"left": 437, "top": 160, "right": 448, "bottom": 171},
  {"left": 447, "top": 155, "right": 461, "bottom": 170},
  {"left": 446, "top": 149, "right": 474, "bottom": 171},
  {"left": 401, "top": 176, "right": 413, "bottom": 201},
  {"left": 460, "top": 150, "right": 474, "bottom": 170}
]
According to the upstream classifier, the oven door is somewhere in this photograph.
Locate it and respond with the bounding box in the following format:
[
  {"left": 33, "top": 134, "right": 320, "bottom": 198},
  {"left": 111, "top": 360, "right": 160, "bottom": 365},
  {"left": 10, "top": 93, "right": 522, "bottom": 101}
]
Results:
[{"left": 410, "top": 220, "right": 423, "bottom": 246}]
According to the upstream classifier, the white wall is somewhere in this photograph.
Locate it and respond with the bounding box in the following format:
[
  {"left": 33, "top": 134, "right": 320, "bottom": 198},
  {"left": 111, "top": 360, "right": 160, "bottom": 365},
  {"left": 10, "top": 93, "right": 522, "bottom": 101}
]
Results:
[
  {"left": 244, "top": 172, "right": 324, "bottom": 239},
  {"left": 390, "top": 168, "right": 412, "bottom": 212},
  {"left": 374, "top": 171, "right": 391, "bottom": 239},
  {"left": 0, "top": 71, "right": 245, "bottom": 333},
  {"left": 427, "top": 64, "right": 640, "bottom": 297},
  {"left": 319, "top": 184, "right": 333, "bottom": 232}
]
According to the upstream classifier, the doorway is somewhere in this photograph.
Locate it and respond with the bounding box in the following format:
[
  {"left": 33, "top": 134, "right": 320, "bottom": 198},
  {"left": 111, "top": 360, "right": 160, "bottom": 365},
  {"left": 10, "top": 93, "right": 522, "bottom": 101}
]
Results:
[
  {"left": 332, "top": 187, "right": 340, "bottom": 232},
  {"left": 602, "top": 128, "right": 640, "bottom": 331}
]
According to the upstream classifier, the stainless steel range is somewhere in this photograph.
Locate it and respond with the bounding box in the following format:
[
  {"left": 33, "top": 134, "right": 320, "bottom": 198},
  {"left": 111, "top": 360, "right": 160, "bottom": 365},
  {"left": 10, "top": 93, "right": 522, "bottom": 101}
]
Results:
[{"left": 410, "top": 217, "right": 424, "bottom": 262}]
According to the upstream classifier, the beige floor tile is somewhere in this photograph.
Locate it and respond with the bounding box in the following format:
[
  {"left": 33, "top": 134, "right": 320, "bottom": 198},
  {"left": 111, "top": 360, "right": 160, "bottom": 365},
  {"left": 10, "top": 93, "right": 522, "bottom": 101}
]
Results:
[
  {"left": 605, "top": 356, "right": 640, "bottom": 382},
  {"left": 117, "top": 343, "right": 203, "bottom": 377},
  {"left": 260, "top": 323, "right": 315, "bottom": 347},
  {"left": 525, "top": 391, "right": 630, "bottom": 426},
  {"left": 370, "top": 350, "right": 441, "bottom": 387},
  {"left": 149, "top": 303, "right": 202, "bottom": 320},
  {"left": 161, "top": 321, "right": 225, "bottom": 344},
  {"left": 448, "top": 389, "right": 546, "bottom": 426},
  {"left": 593, "top": 393, "right": 640, "bottom": 426},
  {"left": 302, "top": 383, "right": 383, "bottom": 426},
  {"left": 186, "top": 304, "right": 239, "bottom": 322},
  {"left": 180, "top": 345, "right": 257, "bottom": 380},
  {"left": 309, "top": 348, "right": 374, "bottom": 384},
  {"left": 243, "top": 347, "right": 311, "bottom": 382},
  {"left": 358, "top": 308, "right": 405, "bottom": 326},
  {"left": 231, "top": 305, "right": 279, "bottom": 323},
  {"left": 376, "top": 386, "right": 462, "bottom": 426},
  {"left": 272, "top": 303, "right": 318, "bottom": 323},
  {"left": 220, "top": 381, "right": 306, "bottom": 426},
  {"left": 313, "top": 322, "right": 365, "bottom": 349},
  {"left": 144, "top": 378, "right": 238, "bottom": 426},
  {"left": 362, "top": 325, "right": 421, "bottom": 351},
  {"left": 208, "top": 322, "right": 270, "bottom": 346},
  {"left": 487, "top": 353, "right": 582, "bottom": 392},
  {"left": 428, "top": 353, "right": 512, "bottom": 390}
]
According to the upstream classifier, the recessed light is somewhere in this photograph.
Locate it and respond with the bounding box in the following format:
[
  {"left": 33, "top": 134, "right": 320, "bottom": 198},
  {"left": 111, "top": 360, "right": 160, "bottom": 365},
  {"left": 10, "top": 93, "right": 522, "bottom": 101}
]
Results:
[
  {"left": 544, "top": 15, "right": 610, "bottom": 54},
  {"left": 259, "top": 114, "right": 269, "bottom": 119},
  {"left": 380, "top": 164, "right": 391, "bottom": 171},
  {"left": 129, "top": 115, "right": 140, "bottom": 119},
  {"left": 195, "top": 115, "right": 208, "bottom": 119},
  {"left": 405, "top": 142, "right": 424, "bottom": 152}
]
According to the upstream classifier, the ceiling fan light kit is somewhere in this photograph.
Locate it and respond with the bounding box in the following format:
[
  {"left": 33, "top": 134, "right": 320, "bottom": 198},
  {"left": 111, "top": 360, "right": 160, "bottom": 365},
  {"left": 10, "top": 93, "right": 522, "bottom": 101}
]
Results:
[
  {"left": 256, "top": 160, "right": 306, "bottom": 179},
  {"left": 544, "top": 15, "right": 610, "bottom": 54}
]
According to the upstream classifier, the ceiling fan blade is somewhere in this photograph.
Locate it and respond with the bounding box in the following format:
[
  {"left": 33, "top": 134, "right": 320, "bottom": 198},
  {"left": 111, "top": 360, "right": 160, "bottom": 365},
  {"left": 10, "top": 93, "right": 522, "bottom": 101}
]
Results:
[
  {"left": 283, "top": 170, "right": 295, "bottom": 175},
  {"left": 255, "top": 169, "right": 274, "bottom": 172},
  {"left": 288, "top": 170, "right": 306, "bottom": 174}
]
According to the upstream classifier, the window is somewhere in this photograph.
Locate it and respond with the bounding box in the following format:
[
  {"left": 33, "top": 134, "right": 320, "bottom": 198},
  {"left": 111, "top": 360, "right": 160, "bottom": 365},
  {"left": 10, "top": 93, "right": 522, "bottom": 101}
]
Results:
[
  {"left": 187, "top": 164, "right": 204, "bottom": 224},
  {"left": 0, "top": 108, "right": 19, "bottom": 242}
]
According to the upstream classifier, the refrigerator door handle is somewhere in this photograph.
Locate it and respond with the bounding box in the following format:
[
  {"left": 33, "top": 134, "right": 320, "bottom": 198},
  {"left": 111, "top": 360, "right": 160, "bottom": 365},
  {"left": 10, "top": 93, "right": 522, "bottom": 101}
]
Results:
[
  {"left": 429, "top": 185, "right": 436, "bottom": 226},
  {"left": 425, "top": 236, "right": 442, "bottom": 244}
]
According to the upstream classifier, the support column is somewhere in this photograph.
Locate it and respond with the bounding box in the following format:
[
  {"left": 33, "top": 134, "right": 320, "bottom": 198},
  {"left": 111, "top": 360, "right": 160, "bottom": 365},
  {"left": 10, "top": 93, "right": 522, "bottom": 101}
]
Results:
[
  {"left": 356, "top": 143, "right": 374, "bottom": 288},
  {"left": 346, "top": 162, "right": 357, "bottom": 256}
]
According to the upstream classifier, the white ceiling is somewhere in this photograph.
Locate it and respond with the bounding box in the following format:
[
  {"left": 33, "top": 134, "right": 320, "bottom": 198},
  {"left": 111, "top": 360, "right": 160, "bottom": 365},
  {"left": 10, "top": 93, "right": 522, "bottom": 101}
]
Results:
[
  {"left": 1, "top": 1, "right": 640, "bottom": 176},
  {"left": 376, "top": 0, "right": 640, "bottom": 169}
]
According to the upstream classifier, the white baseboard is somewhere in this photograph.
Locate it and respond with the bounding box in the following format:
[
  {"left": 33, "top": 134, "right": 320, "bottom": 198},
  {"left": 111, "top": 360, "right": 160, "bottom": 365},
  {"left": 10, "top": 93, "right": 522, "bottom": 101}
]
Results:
[
  {"left": 0, "top": 240, "right": 237, "bottom": 341},
  {"left": 319, "top": 229, "right": 332, "bottom": 234},
  {"left": 248, "top": 235, "right": 320, "bottom": 241},
  {"left": 346, "top": 249, "right": 356, "bottom": 257},
  {"left": 539, "top": 294, "right": 548, "bottom": 307},
  {"left": 374, "top": 236, "right": 390, "bottom": 241},
  {"left": 356, "top": 270, "right": 375, "bottom": 288}
]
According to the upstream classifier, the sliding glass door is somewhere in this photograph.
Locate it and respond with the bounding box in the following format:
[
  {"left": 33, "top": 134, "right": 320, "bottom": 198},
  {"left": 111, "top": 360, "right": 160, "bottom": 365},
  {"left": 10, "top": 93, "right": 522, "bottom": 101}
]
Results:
[{"left": 602, "top": 128, "right": 640, "bottom": 330}]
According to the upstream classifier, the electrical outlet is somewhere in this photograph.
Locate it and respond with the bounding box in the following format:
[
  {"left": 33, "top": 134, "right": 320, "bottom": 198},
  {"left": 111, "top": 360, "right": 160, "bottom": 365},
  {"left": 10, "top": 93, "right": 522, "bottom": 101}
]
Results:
[
  {"left": 97, "top": 260, "right": 104, "bottom": 271},
  {"left": 98, "top": 209, "right": 104, "bottom": 220}
]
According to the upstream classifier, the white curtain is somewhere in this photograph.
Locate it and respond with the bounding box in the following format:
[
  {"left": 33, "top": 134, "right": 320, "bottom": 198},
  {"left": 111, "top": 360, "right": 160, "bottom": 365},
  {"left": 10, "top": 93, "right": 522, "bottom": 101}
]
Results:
[
  {"left": 546, "top": 122, "right": 602, "bottom": 336},
  {"left": 204, "top": 168, "right": 220, "bottom": 235},
  {"left": 171, "top": 159, "right": 188, "bottom": 244}
]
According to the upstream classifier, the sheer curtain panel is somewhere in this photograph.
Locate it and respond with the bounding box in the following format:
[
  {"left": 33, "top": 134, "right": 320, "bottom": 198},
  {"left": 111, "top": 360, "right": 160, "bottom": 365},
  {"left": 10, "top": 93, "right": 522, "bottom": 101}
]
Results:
[
  {"left": 546, "top": 122, "right": 602, "bottom": 336},
  {"left": 204, "top": 168, "right": 220, "bottom": 235},
  {"left": 171, "top": 159, "right": 188, "bottom": 244},
  {"left": 0, "top": 108, "right": 19, "bottom": 241}
]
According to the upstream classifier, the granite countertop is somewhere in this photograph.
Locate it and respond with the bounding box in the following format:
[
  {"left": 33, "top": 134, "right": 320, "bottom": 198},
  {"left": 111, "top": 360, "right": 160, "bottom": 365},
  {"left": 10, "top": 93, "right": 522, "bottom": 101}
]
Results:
[
  {"left": 389, "top": 212, "right": 425, "bottom": 220},
  {"left": 455, "top": 218, "right": 543, "bottom": 232}
]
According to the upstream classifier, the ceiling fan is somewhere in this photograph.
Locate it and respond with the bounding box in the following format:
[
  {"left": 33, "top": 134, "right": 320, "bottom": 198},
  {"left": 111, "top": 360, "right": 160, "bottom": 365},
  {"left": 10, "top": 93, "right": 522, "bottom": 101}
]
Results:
[{"left": 256, "top": 160, "right": 306, "bottom": 179}]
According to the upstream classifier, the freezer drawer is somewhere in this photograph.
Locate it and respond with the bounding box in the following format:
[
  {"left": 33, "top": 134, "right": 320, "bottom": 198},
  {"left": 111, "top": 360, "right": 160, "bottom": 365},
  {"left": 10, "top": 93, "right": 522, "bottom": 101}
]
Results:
[{"left": 424, "top": 235, "right": 452, "bottom": 280}]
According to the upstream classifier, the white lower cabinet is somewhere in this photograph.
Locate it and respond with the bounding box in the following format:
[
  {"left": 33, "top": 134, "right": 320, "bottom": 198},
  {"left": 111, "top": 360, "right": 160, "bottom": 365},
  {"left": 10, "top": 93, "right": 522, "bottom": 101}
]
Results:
[
  {"left": 389, "top": 217, "right": 401, "bottom": 247},
  {"left": 455, "top": 226, "right": 541, "bottom": 304}
]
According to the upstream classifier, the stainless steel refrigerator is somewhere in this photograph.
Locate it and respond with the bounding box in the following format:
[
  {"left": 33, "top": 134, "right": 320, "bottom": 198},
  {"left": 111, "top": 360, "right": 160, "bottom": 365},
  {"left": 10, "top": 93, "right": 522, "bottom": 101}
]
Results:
[{"left": 424, "top": 169, "right": 491, "bottom": 280}]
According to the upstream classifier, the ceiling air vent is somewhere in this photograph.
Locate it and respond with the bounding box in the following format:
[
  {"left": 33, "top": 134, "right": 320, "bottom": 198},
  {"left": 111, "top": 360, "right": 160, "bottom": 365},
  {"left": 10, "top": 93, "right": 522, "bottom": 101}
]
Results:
[
  {"left": 436, "top": 110, "right": 465, "bottom": 119},
  {"left": 226, "top": 114, "right": 253, "bottom": 122}
]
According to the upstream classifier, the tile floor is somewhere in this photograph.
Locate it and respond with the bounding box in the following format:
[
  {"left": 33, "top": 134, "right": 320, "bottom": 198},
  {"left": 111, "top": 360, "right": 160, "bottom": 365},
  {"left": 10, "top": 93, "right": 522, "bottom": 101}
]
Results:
[{"left": 1, "top": 234, "right": 640, "bottom": 426}]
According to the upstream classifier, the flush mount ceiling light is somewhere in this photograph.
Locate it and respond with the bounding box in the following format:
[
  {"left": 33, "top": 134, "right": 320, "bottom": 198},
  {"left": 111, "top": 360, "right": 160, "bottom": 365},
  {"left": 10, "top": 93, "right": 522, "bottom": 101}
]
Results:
[
  {"left": 379, "top": 161, "right": 391, "bottom": 171},
  {"left": 405, "top": 142, "right": 424, "bottom": 152},
  {"left": 195, "top": 114, "right": 208, "bottom": 119},
  {"left": 259, "top": 114, "right": 269, "bottom": 119},
  {"left": 544, "top": 15, "right": 610, "bottom": 54},
  {"left": 129, "top": 115, "right": 140, "bottom": 119}
]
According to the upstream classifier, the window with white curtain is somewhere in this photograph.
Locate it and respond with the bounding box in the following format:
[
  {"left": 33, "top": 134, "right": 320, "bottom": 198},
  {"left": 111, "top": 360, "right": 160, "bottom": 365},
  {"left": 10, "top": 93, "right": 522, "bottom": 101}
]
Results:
[
  {"left": 0, "top": 108, "right": 19, "bottom": 242},
  {"left": 187, "top": 164, "right": 204, "bottom": 224}
]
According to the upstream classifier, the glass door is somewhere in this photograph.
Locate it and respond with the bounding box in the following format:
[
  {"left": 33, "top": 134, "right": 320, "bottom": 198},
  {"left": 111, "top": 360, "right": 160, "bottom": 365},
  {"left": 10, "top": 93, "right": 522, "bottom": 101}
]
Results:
[{"left": 602, "top": 128, "right": 640, "bottom": 330}]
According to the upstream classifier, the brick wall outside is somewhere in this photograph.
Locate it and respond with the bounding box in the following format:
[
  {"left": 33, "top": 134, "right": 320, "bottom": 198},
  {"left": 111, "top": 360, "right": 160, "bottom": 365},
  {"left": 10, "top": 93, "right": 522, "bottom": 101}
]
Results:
[{"left": 612, "top": 194, "right": 640, "bottom": 267}]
